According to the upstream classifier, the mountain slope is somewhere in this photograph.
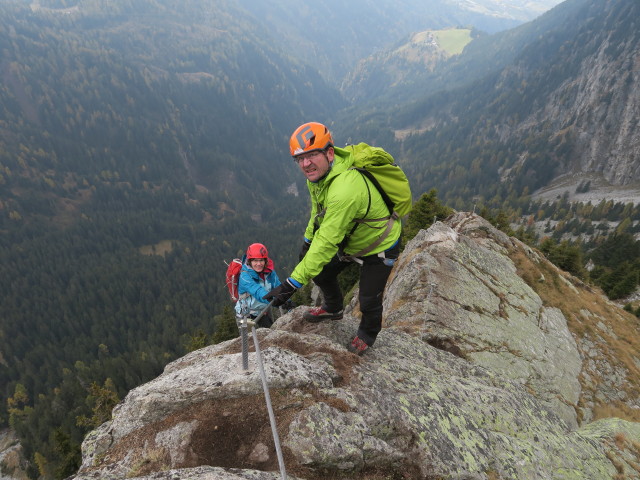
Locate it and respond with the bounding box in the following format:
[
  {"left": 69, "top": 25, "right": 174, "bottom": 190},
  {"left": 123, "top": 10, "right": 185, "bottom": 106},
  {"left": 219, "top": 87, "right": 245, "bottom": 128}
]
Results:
[
  {"left": 0, "top": 2, "right": 341, "bottom": 475},
  {"left": 335, "top": 0, "right": 640, "bottom": 206},
  {"left": 236, "top": 0, "right": 563, "bottom": 86},
  {"left": 0, "top": 0, "right": 343, "bottom": 214},
  {"left": 341, "top": 27, "right": 477, "bottom": 102},
  {"left": 451, "top": 0, "right": 564, "bottom": 20},
  {"left": 519, "top": 0, "right": 640, "bottom": 186},
  {"left": 336, "top": 0, "right": 590, "bottom": 110}
]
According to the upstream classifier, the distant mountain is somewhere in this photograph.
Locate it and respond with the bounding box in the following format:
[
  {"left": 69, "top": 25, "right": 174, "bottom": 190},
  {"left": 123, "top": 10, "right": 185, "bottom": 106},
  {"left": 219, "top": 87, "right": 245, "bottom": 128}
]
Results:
[
  {"left": 236, "top": 0, "right": 563, "bottom": 85},
  {"left": 449, "top": 0, "right": 564, "bottom": 22},
  {"left": 337, "top": 0, "right": 585, "bottom": 106},
  {"left": 335, "top": 0, "right": 640, "bottom": 207},
  {"left": 341, "top": 27, "right": 479, "bottom": 102}
]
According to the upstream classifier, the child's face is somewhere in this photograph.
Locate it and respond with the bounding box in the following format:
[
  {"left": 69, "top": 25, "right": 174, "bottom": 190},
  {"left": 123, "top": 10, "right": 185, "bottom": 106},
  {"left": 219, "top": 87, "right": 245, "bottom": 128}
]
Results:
[{"left": 250, "top": 258, "right": 266, "bottom": 272}]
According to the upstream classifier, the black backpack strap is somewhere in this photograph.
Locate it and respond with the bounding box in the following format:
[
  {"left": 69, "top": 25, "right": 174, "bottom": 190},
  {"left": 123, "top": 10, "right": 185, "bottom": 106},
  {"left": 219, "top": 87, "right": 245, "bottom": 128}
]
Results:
[{"left": 313, "top": 205, "right": 326, "bottom": 233}]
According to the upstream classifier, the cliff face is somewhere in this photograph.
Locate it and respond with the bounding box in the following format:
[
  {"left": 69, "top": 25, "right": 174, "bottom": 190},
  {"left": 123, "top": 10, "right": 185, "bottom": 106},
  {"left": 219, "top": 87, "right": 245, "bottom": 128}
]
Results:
[
  {"left": 531, "top": 30, "right": 640, "bottom": 185},
  {"left": 512, "top": 0, "right": 640, "bottom": 187},
  {"left": 70, "top": 213, "right": 640, "bottom": 480}
]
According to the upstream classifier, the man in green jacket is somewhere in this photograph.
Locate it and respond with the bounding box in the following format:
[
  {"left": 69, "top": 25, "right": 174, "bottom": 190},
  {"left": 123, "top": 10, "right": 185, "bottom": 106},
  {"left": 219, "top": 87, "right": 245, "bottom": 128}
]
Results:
[{"left": 266, "top": 122, "right": 401, "bottom": 355}]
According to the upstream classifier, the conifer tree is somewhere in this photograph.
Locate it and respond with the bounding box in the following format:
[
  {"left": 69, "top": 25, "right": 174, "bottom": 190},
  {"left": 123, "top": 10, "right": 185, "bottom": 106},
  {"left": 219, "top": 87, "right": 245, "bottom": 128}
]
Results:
[
  {"left": 52, "top": 429, "right": 81, "bottom": 480},
  {"left": 76, "top": 379, "right": 120, "bottom": 429},
  {"left": 184, "top": 330, "right": 210, "bottom": 353},
  {"left": 211, "top": 305, "right": 238, "bottom": 344},
  {"left": 402, "top": 189, "right": 453, "bottom": 244}
]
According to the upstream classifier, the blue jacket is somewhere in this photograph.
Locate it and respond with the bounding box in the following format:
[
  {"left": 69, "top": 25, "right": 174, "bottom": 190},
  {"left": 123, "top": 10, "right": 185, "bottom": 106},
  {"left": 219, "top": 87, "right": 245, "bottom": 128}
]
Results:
[{"left": 234, "top": 259, "right": 281, "bottom": 317}]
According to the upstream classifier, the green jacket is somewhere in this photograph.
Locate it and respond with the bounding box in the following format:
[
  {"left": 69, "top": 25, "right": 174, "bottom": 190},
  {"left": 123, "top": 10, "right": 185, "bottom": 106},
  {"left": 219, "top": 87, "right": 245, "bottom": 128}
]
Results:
[{"left": 290, "top": 145, "right": 401, "bottom": 285}]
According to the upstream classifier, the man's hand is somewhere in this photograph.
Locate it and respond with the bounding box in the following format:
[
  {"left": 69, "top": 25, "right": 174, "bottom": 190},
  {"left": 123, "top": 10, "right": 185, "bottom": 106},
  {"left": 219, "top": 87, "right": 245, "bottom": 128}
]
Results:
[
  {"left": 299, "top": 240, "right": 311, "bottom": 261},
  {"left": 265, "top": 278, "right": 298, "bottom": 307}
]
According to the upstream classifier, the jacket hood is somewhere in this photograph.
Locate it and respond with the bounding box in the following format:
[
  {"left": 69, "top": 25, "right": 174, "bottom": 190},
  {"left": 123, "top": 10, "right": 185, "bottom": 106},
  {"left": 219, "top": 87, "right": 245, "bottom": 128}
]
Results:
[{"left": 312, "top": 147, "right": 353, "bottom": 186}]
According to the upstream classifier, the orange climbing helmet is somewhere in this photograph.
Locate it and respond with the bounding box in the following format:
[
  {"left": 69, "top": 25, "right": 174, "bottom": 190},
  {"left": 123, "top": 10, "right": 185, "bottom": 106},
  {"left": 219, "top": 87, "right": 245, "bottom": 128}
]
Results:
[
  {"left": 289, "top": 122, "right": 333, "bottom": 157},
  {"left": 246, "top": 243, "right": 268, "bottom": 260}
]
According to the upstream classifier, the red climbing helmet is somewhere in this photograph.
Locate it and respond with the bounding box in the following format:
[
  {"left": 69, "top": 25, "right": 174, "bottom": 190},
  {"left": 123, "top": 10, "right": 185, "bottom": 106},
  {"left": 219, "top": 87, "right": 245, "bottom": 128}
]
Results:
[
  {"left": 246, "top": 243, "right": 268, "bottom": 260},
  {"left": 289, "top": 122, "right": 333, "bottom": 157}
]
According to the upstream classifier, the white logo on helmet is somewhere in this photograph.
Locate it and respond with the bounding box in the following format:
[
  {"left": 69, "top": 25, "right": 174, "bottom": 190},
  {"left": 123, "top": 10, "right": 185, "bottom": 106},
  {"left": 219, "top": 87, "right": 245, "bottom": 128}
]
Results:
[{"left": 293, "top": 147, "right": 304, "bottom": 155}]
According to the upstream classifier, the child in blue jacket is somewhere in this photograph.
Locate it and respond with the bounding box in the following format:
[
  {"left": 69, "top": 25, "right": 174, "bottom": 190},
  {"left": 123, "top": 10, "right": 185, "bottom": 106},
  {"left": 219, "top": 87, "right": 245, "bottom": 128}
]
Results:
[{"left": 235, "top": 243, "right": 281, "bottom": 328}]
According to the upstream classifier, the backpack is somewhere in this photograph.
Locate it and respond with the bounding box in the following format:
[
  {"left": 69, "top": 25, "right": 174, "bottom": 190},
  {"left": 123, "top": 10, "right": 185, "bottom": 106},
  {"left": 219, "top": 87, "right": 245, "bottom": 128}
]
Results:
[
  {"left": 345, "top": 143, "right": 413, "bottom": 219},
  {"left": 334, "top": 143, "right": 412, "bottom": 258},
  {"left": 224, "top": 258, "right": 243, "bottom": 301}
]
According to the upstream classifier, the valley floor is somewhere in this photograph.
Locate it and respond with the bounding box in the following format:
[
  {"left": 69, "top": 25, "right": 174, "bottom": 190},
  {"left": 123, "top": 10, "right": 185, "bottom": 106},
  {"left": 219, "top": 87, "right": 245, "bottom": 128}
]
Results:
[{"left": 532, "top": 172, "right": 640, "bottom": 205}]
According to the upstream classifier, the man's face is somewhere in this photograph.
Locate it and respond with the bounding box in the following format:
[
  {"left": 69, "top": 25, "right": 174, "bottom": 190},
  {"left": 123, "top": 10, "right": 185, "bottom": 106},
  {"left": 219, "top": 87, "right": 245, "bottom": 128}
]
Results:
[{"left": 295, "top": 147, "right": 333, "bottom": 183}]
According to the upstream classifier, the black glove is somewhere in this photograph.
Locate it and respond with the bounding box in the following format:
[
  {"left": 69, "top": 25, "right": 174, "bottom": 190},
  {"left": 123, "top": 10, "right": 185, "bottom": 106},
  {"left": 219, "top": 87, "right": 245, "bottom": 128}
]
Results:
[
  {"left": 299, "top": 240, "right": 311, "bottom": 262},
  {"left": 265, "top": 278, "right": 298, "bottom": 307}
]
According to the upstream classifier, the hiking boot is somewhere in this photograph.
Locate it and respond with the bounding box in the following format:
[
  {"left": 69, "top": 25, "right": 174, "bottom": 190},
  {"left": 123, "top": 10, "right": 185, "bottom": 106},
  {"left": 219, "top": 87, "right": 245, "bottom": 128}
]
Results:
[
  {"left": 302, "top": 307, "right": 344, "bottom": 323},
  {"left": 347, "top": 336, "right": 369, "bottom": 356}
]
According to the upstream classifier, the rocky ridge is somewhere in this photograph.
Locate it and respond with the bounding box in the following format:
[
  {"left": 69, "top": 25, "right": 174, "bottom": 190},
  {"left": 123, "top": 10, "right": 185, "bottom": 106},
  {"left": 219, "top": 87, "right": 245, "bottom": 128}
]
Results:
[
  {"left": 70, "top": 212, "right": 640, "bottom": 480},
  {"left": 0, "top": 429, "right": 28, "bottom": 480}
]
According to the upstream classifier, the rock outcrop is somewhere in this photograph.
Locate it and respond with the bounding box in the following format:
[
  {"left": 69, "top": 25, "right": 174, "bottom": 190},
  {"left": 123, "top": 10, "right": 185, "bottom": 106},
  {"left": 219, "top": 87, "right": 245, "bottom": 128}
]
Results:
[
  {"left": 0, "top": 429, "right": 29, "bottom": 480},
  {"left": 70, "top": 212, "right": 640, "bottom": 480}
]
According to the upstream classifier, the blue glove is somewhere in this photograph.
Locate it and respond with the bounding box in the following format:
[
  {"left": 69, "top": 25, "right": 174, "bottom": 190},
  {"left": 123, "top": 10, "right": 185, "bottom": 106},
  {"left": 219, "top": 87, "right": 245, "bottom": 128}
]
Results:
[{"left": 265, "top": 278, "right": 298, "bottom": 307}]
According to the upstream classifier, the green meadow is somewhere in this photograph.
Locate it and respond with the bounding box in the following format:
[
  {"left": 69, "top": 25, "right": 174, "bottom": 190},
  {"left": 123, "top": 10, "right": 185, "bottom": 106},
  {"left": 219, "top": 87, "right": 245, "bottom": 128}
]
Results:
[{"left": 434, "top": 28, "right": 472, "bottom": 55}]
